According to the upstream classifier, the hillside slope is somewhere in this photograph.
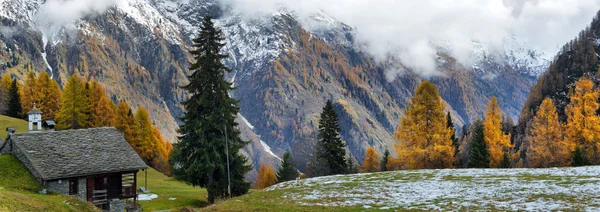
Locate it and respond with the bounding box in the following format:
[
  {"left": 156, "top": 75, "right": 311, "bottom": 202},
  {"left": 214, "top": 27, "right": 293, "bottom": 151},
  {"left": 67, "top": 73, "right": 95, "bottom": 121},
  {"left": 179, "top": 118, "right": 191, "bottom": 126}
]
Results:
[
  {"left": 206, "top": 167, "right": 600, "bottom": 211},
  {"left": 516, "top": 11, "right": 600, "bottom": 149},
  {"left": 0, "top": 115, "right": 28, "bottom": 140},
  {"left": 0, "top": 154, "right": 97, "bottom": 212}
]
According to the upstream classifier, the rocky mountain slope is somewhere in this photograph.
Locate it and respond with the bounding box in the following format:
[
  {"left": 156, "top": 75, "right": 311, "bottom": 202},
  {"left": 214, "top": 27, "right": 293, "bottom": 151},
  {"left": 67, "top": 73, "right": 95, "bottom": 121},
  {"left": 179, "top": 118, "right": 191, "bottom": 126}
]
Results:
[{"left": 0, "top": 0, "right": 547, "bottom": 176}]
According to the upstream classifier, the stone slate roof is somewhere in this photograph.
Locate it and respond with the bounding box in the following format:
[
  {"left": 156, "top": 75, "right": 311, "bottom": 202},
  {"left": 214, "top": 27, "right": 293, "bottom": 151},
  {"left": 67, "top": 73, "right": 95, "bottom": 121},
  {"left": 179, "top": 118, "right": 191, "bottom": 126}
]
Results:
[{"left": 9, "top": 127, "right": 148, "bottom": 180}]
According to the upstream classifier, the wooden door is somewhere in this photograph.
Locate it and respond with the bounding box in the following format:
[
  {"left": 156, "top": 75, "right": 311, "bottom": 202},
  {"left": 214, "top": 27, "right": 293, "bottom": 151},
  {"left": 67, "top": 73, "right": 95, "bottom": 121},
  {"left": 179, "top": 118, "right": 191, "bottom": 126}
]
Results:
[{"left": 86, "top": 177, "right": 95, "bottom": 202}]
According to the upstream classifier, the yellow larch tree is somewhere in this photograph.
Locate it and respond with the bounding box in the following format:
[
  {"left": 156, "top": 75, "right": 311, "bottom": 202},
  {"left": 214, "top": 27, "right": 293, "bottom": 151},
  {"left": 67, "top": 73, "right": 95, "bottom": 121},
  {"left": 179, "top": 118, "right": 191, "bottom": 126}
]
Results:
[
  {"left": 255, "top": 163, "right": 267, "bottom": 189},
  {"left": 264, "top": 165, "right": 277, "bottom": 188},
  {"left": 394, "top": 80, "right": 454, "bottom": 169},
  {"left": 35, "top": 72, "right": 62, "bottom": 120},
  {"left": 55, "top": 74, "right": 90, "bottom": 130},
  {"left": 360, "top": 147, "right": 380, "bottom": 173},
  {"left": 134, "top": 107, "right": 156, "bottom": 164},
  {"left": 0, "top": 74, "right": 11, "bottom": 95},
  {"left": 484, "top": 96, "right": 512, "bottom": 168},
  {"left": 0, "top": 74, "right": 11, "bottom": 113},
  {"left": 526, "top": 98, "right": 570, "bottom": 167},
  {"left": 565, "top": 77, "right": 600, "bottom": 164},
  {"left": 88, "top": 81, "right": 116, "bottom": 127},
  {"left": 20, "top": 70, "right": 38, "bottom": 113},
  {"left": 115, "top": 101, "right": 137, "bottom": 148}
]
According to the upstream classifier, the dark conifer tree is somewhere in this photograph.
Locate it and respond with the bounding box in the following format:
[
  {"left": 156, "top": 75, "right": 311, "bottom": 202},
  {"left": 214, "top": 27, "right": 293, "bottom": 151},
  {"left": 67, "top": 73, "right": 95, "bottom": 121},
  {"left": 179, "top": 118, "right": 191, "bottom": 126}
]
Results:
[
  {"left": 380, "top": 149, "right": 390, "bottom": 172},
  {"left": 346, "top": 155, "right": 358, "bottom": 174},
  {"left": 572, "top": 146, "right": 588, "bottom": 167},
  {"left": 6, "top": 79, "right": 21, "bottom": 118},
  {"left": 276, "top": 151, "right": 298, "bottom": 182},
  {"left": 447, "top": 112, "right": 459, "bottom": 155},
  {"left": 500, "top": 151, "right": 511, "bottom": 168},
  {"left": 170, "top": 16, "right": 250, "bottom": 203},
  {"left": 467, "top": 120, "right": 490, "bottom": 168},
  {"left": 314, "top": 100, "right": 347, "bottom": 175}
]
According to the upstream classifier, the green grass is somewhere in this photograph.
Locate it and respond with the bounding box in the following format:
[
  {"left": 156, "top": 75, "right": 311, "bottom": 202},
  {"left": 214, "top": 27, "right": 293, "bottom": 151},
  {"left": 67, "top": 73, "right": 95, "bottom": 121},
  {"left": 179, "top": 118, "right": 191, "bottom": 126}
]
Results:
[
  {"left": 0, "top": 154, "right": 97, "bottom": 212},
  {"left": 0, "top": 115, "right": 29, "bottom": 140},
  {"left": 136, "top": 168, "right": 210, "bottom": 211}
]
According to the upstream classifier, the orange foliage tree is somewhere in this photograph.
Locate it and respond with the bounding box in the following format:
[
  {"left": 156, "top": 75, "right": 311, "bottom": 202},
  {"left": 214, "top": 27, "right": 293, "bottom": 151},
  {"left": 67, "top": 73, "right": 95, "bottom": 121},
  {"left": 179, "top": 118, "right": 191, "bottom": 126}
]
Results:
[
  {"left": 393, "top": 81, "right": 454, "bottom": 169},
  {"left": 35, "top": 72, "right": 62, "bottom": 120},
  {"left": 483, "top": 97, "right": 512, "bottom": 168},
  {"left": 255, "top": 163, "right": 267, "bottom": 189},
  {"left": 565, "top": 77, "right": 600, "bottom": 164},
  {"left": 88, "top": 81, "right": 116, "bottom": 127},
  {"left": 115, "top": 101, "right": 137, "bottom": 148},
  {"left": 20, "top": 70, "right": 37, "bottom": 114},
  {"left": 254, "top": 163, "right": 277, "bottom": 189},
  {"left": 360, "top": 147, "right": 380, "bottom": 173},
  {"left": 526, "top": 98, "right": 570, "bottom": 167}
]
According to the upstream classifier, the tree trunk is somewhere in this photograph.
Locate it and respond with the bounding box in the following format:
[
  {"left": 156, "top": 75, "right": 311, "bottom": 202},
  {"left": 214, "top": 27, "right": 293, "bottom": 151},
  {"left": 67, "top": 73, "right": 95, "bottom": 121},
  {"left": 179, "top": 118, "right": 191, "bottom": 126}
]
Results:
[{"left": 207, "top": 174, "right": 215, "bottom": 204}]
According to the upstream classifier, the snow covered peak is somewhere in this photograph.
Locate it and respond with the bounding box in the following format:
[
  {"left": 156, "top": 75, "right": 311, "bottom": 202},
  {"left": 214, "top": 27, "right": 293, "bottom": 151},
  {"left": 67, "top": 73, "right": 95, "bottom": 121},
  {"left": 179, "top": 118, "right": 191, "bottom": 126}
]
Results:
[{"left": 433, "top": 36, "right": 551, "bottom": 77}]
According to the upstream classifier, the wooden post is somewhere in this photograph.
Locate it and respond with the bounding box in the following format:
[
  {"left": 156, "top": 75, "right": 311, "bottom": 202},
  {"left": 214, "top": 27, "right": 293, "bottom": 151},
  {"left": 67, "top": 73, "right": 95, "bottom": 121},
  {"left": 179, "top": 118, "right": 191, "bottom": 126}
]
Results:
[
  {"left": 145, "top": 169, "right": 147, "bottom": 191},
  {"left": 134, "top": 171, "right": 137, "bottom": 209}
]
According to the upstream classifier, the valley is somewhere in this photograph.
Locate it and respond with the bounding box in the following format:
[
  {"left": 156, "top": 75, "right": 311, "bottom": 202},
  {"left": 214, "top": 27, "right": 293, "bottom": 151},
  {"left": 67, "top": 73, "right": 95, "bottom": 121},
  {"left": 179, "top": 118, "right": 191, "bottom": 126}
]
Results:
[{"left": 1, "top": 0, "right": 600, "bottom": 211}]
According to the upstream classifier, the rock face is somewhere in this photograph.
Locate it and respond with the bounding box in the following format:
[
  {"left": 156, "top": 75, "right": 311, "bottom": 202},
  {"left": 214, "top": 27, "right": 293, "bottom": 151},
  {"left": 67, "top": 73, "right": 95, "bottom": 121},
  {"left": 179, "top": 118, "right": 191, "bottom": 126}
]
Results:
[{"left": 0, "top": 0, "right": 546, "bottom": 177}]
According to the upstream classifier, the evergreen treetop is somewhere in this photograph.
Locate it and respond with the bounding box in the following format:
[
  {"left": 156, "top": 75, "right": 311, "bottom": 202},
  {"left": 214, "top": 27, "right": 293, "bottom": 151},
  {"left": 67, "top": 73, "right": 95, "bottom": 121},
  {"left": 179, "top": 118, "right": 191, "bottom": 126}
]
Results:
[
  {"left": 6, "top": 79, "right": 22, "bottom": 118},
  {"left": 277, "top": 151, "right": 298, "bottom": 182},
  {"left": 467, "top": 120, "right": 490, "bottom": 168}
]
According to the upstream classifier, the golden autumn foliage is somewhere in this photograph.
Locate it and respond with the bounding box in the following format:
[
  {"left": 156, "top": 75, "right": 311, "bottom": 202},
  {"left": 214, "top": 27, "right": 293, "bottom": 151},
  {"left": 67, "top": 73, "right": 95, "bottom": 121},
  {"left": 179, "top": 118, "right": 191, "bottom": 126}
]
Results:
[
  {"left": 255, "top": 163, "right": 277, "bottom": 189},
  {"left": 88, "top": 81, "right": 116, "bottom": 127},
  {"left": 0, "top": 74, "right": 10, "bottom": 112},
  {"left": 56, "top": 74, "right": 90, "bottom": 130},
  {"left": 134, "top": 107, "right": 156, "bottom": 163},
  {"left": 115, "top": 101, "right": 136, "bottom": 148},
  {"left": 20, "top": 70, "right": 37, "bottom": 114},
  {"left": 565, "top": 77, "right": 600, "bottom": 164},
  {"left": 484, "top": 97, "right": 512, "bottom": 168},
  {"left": 526, "top": 98, "right": 571, "bottom": 167},
  {"left": 35, "top": 72, "right": 62, "bottom": 120},
  {"left": 393, "top": 81, "right": 455, "bottom": 170},
  {"left": 360, "top": 147, "right": 380, "bottom": 173},
  {"left": 0, "top": 74, "right": 11, "bottom": 95}
]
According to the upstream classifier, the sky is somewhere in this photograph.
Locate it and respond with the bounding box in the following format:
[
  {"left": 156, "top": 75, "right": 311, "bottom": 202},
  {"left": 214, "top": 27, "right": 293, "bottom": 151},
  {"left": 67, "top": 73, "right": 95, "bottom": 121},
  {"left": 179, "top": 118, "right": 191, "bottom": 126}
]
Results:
[
  {"left": 29, "top": 0, "right": 600, "bottom": 77},
  {"left": 221, "top": 0, "right": 600, "bottom": 77}
]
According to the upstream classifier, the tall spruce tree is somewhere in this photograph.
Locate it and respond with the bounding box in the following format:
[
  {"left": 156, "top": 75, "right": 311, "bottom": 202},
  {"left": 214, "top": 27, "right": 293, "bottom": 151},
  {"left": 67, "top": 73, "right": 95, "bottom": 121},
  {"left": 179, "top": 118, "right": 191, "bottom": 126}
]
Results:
[
  {"left": 277, "top": 151, "right": 298, "bottom": 182},
  {"left": 170, "top": 16, "right": 250, "bottom": 203},
  {"left": 314, "top": 100, "right": 347, "bottom": 175},
  {"left": 6, "top": 79, "right": 21, "bottom": 118},
  {"left": 467, "top": 120, "right": 490, "bottom": 168}
]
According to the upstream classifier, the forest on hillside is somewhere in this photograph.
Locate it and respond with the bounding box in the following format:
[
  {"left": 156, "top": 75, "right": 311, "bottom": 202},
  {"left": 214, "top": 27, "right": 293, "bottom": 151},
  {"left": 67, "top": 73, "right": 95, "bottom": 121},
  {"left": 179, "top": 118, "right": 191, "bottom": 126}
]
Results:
[{"left": 0, "top": 70, "right": 173, "bottom": 175}]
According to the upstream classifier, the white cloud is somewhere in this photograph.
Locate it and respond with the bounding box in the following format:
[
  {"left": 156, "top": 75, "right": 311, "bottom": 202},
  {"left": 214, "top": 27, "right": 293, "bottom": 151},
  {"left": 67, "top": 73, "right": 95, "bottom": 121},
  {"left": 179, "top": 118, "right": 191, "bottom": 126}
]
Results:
[
  {"left": 220, "top": 0, "right": 600, "bottom": 78},
  {"left": 35, "top": 0, "right": 118, "bottom": 42}
]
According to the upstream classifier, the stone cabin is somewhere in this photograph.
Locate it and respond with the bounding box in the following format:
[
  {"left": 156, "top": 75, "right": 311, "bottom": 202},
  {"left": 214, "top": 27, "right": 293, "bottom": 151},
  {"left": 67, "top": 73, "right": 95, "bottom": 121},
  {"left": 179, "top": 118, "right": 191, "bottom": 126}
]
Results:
[{"left": 0, "top": 106, "right": 148, "bottom": 211}]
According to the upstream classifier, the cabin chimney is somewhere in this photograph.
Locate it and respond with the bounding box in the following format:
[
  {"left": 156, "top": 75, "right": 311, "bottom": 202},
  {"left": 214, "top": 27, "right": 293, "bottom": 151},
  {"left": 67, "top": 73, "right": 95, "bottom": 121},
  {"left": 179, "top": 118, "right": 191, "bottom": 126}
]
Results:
[
  {"left": 6, "top": 127, "right": 15, "bottom": 135},
  {"left": 27, "top": 103, "right": 43, "bottom": 132}
]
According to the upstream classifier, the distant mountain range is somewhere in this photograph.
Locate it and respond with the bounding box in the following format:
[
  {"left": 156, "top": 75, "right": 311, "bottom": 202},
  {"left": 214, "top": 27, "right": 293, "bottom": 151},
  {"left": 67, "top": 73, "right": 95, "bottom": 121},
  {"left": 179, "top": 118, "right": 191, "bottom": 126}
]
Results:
[{"left": 0, "top": 0, "right": 550, "bottom": 179}]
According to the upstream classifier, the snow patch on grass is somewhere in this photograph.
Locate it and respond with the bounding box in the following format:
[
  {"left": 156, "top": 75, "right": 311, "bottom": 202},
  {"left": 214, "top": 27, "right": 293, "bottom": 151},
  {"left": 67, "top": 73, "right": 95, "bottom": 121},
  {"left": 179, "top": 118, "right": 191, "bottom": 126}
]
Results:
[{"left": 268, "top": 166, "right": 600, "bottom": 210}]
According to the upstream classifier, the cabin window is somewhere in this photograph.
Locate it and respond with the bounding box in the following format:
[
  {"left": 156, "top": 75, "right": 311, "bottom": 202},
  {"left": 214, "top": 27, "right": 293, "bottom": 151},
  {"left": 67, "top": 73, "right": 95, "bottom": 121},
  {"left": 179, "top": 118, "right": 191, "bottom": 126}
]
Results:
[{"left": 69, "top": 179, "right": 78, "bottom": 195}]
